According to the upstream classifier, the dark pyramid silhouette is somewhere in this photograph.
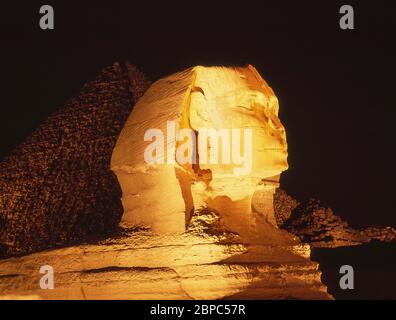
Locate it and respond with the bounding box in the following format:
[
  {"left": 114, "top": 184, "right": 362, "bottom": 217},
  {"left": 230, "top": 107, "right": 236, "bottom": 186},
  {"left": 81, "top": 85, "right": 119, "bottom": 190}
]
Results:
[{"left": 0, "top": 62, "right": 150, "bottom": 258}]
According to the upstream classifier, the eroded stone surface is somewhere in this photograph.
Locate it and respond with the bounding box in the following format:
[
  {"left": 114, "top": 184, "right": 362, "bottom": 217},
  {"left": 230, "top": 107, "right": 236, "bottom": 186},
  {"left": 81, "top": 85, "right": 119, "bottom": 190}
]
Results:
[
  {"left": 111, "top": 65, "right": 288, "bottom": 235},
  {"left": 279, "top": 197, "right": 396, "bottom": 248},
  {"left": 0, "top": 211, "right": 331, "bottom": 300}
]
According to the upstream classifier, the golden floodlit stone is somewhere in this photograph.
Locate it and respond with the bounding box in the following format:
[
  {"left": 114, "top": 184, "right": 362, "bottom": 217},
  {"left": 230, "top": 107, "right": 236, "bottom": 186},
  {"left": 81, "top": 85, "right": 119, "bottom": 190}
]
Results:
[{"left": 111, "top": 65, "right": 288, "bottom": 236}]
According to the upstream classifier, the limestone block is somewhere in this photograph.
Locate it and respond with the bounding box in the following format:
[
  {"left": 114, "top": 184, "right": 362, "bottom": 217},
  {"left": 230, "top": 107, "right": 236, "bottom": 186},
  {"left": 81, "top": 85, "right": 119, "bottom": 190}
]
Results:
[{"left": 0, "top": 217, "right": 332, "bottom": 300}]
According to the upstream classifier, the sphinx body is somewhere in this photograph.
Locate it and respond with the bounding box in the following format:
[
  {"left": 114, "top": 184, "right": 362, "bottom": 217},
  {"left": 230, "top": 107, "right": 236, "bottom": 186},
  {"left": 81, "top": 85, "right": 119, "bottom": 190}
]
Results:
[{"left": 111, "top": 65, "right": 288, "bottom": 236}]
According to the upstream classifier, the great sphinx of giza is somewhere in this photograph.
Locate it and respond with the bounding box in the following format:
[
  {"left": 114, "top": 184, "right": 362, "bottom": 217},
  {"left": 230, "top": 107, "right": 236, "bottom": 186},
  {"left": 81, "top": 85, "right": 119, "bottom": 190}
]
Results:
[
  {"left": 0, "top": 63, "right": 332, "bottom": 300},
  {"left": 111, "top": 65, "right": 288, "bottom": 238}
]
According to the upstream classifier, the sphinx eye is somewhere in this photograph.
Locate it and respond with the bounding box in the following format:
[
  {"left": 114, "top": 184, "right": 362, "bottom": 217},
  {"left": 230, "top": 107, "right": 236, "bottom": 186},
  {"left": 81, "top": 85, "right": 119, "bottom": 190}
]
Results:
[{"left": 236, "top": 104, "right": 253, "bottom": 111}]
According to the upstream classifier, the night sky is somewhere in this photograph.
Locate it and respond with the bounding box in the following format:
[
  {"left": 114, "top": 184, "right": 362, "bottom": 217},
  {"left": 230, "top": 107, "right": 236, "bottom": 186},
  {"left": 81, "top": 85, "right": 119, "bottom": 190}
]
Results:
[{"left": 1, "top": 1, "right": 395, "bottom": 227}]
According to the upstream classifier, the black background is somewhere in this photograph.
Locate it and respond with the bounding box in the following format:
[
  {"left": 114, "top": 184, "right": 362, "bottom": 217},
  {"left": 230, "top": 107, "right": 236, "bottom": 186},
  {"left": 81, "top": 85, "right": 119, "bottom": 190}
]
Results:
[
  {"left": 1, "top": 0, "right": 395, "bottom": 228},
  {"left": 0, "top": 300, "right": 392, "bottom": 317}
]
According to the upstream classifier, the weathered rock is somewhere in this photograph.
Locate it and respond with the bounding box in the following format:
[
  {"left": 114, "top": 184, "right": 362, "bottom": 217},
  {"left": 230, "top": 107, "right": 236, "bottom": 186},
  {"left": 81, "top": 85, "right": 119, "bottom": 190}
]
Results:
[
  {"left": 0, "top": 210, "right": 331, "bottom": 300},
  {"left": 0, "top": 62, "right": 150, "bottom": 258},
  {"left": 282, "top": 198, "right": 396, "bottom": 248},
  {"left": 111, "top": 65, "right": 288, "bottom": 236},
  {"left": 274, "top": 188, "right": 299, "bottom": 226}
]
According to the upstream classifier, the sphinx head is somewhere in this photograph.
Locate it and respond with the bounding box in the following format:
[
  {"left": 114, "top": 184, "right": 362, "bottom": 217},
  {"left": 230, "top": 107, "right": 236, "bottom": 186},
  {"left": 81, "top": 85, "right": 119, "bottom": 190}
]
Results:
[{"left": 111, "top": 65, "right": 288, "bottom": 235}]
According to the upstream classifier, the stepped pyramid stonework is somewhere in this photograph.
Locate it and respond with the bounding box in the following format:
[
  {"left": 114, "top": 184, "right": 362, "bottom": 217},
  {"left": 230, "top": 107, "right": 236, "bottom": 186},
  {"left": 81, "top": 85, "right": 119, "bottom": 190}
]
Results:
[
  {"left": 0, "top": 63, "right": 332, "bottom": 299},
  {"left": 0, "top": 62, "right": 149, "bottom": 258}
]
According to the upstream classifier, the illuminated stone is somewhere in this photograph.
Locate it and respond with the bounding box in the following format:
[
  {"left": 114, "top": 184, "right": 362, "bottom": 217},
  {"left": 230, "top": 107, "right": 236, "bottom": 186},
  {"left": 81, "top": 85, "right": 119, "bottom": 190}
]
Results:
[
  {"left": 111, "top": 65, "right": 288, "bottom": 235},
  {"left": 0, "top": 214, "right": 331, "bottom": 300}
]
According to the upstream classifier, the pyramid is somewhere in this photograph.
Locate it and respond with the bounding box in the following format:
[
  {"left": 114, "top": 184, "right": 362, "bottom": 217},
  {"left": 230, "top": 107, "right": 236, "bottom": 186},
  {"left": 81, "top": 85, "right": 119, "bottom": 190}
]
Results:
[{"left": 0, "top": 62, "right": 149, "bottom": 257}]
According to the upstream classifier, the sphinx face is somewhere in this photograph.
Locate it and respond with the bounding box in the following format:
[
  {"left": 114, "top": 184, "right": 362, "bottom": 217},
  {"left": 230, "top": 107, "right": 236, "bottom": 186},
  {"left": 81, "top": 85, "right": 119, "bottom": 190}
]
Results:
[{"left": 187, "top": 66, "right": 288, "bottom": 202}]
